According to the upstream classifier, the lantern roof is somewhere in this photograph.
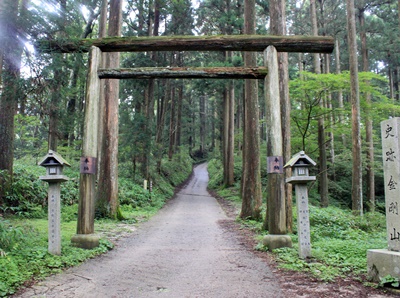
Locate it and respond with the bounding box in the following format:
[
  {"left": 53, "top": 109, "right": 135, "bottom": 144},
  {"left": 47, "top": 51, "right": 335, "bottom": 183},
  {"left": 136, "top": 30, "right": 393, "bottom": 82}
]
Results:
[
  {"left": 38, "top": 150, "right": 71, "bottom": 167},
  {"left": 284, "top": 151, "right": 316, "bottom": 168}
]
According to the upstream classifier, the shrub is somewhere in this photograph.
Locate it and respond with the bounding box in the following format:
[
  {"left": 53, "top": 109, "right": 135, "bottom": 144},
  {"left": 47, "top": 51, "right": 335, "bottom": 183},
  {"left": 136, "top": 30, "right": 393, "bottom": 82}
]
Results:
[
  {"left": 0, "top": 220, "right": 24, "bottom": 254},
  {"left": 160, "top": 151, "right": 193, "bottom": 186},
  {"left": 119, "top": 180, "right": 152, "bottom": 207}
]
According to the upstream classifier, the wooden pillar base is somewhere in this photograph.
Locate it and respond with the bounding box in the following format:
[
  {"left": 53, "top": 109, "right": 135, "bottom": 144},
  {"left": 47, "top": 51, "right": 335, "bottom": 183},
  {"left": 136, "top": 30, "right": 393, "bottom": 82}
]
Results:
[
  {"left": 266, "top": 173, "right": 286, "bottom": 234},
  {"left": 71, "top": 234, "right": 100, "bottom": 249}
]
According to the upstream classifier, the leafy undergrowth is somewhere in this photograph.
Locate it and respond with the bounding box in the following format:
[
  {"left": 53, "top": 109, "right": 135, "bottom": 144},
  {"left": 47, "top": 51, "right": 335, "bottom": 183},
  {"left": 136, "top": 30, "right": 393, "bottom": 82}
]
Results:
[
  {"left": 0, "top": 152, "right": 193, "bottom": 297},
  {"left": 207, "top": 157, "right": 387, "bottom": 284},
  {"left": 269, "top": 206, "right": 386, "bottom": 282},
  {"left": 0, "top": 218, "right": 113, "bottom": 297}
]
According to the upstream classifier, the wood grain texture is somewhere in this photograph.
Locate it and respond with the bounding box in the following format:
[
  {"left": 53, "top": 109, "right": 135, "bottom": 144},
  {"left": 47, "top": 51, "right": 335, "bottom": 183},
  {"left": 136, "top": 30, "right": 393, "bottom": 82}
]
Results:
[{"left": 36, "top": 35, "right": 335, "bottom": 53}]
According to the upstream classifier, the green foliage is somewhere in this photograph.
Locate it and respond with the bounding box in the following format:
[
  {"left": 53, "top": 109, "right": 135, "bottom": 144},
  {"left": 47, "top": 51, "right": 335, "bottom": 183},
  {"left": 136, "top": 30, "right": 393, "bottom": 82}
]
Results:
[
  {"left": 207, "top": 157, "right": 243, "bottom": 190},
  {"left": 61, "top": 204, "right": 78, "bottom": 222},
  {"left": 379, "top": 275, "right": 400, "bottom": 288},
  {"left": 119, "top": 180, "right": 153, "bottom": 207},
  {"left": 208, "top": 154, "right": 387, "bottom": 284},
  {"left": 276, "top": 207, "right": 386, "bottom": 282},
  {"left": 2, "top": 163, "right": 47, "bottom": 218},
  {"left": 160, "top": 151, "right": 193, "bottom": 187},
  {"left": 0, "top": 220, "right": 24, "bottom": 255},
  {"left": 207, "top": 158, "right": 223, "bottom": 189},
  {"left": 1, "top": 157, "right": 79, "bottom": 218},
  {"left": 0, "top": 149, "right": 194, "bottom": 296},
  {"left": 0, "top": 220, "right": 113, "bottom": 297},
  {"left": 14, "top": 115, "right": 47, "bottom": 159},
  {"left": 289, "top": 71, "right": 397, "bottom": 153}
]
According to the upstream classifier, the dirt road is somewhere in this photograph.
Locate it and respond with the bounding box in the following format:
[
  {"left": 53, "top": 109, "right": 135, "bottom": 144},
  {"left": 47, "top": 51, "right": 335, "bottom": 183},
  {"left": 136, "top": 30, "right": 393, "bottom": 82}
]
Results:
[{"left": 17, "top": 163, "right": 283, "bottom": 297}]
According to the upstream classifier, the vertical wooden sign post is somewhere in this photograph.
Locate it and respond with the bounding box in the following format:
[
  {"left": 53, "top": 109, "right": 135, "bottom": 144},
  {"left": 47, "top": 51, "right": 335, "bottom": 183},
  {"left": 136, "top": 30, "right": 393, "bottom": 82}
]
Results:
[
  {"left": 71, "top": 46, "right": 102, "bottom": 249},
  {"left": 368, "top": 117, "right": 400, "bottom": 281}
]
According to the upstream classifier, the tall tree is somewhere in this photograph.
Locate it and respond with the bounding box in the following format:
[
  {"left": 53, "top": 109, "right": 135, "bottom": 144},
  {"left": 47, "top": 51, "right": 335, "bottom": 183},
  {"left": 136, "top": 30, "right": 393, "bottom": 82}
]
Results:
[
  {"left": 97, "top": 0, "right": 123, "bottom": 219},
  {"left": 48, "top": 0, "right": 67, "bottom": 151},
  {"left": 96, "top": 0, "right": 108, "bottom": 178},
  {"left": 269, "top": 0, "right": 292, "bottom": 231},
  {"left": 0, "top": 0, "right": 26, "bottom": 202},
  {"left": 347, "top": 0, "right": 363, "bottom": 215},
  {"left": 222, "top": 7, "right": 235, "bottom": 187},
  {"left": 240, "top": 0, "right": 262, "bottom": 220},
  {"left": 357, "top": 2, "right": 374, "bottom": 212},
  {"left": 223, "top": 75, "right": 235, "bottom": 187},
  {"left": 311, "top": 0, "right": 329, "bottom": 208},
  {"left": 335, "top": 39, "right": 346, "bottom": 146}
]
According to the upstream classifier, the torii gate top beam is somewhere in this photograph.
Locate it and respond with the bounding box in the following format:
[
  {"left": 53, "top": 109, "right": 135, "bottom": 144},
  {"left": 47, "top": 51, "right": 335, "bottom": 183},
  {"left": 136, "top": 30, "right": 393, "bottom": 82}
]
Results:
[{"left": 36, "top": 34, "right": 334, "bottom": 54}]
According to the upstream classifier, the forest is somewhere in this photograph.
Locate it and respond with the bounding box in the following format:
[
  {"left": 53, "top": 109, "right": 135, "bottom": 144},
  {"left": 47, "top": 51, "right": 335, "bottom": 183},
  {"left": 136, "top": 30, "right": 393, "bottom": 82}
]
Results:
[{"left": 0, "top": 0, "right": 400, "bottom": 295}]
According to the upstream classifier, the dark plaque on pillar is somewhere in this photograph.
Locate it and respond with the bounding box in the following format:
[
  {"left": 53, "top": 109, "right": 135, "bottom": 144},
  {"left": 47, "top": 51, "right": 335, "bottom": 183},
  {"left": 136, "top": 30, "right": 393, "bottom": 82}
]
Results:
[
  {"left": 267, "top": 156, "right": 284, "bottom": 174},
  {"left": 80, "top": 157, "right": 97, "bottom": 174}
]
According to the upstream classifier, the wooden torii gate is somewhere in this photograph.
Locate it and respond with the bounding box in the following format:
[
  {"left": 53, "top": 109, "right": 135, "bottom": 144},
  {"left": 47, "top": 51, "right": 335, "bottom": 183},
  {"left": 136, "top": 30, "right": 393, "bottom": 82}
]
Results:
[{"left": 39, "top": 35, "right": 334, "bottom": 248}]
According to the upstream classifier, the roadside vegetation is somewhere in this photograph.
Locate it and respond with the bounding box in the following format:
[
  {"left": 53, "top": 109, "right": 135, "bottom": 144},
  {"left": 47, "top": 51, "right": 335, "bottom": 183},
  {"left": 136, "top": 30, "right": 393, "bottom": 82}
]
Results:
[
  {"left": 0, "top": 150, "right": 193, "bottom": 297},
  {"left": 207, "top": 155, "right": 387, "bottom": 285}
]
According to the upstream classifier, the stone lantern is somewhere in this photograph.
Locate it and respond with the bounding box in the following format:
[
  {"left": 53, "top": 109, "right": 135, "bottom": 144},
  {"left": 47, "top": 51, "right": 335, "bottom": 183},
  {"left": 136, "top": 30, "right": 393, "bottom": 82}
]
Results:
[
  {"left": 285, "top": 151, "right": 316, "bottom": 184},
  {"left": 284, "top": 151, "right": 316, "bottom": 259},
  {"left": 39, "top": 150, "right": 70, "bottom": 255},
  {"left": 39, "top": 150, "right": 70, "bottom": 182}
]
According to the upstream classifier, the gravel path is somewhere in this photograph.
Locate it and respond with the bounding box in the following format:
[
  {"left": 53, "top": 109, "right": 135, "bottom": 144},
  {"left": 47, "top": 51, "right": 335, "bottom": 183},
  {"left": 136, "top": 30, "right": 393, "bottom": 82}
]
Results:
[{"left": 17, "top": 163, "right": 283, "bottom": 298}]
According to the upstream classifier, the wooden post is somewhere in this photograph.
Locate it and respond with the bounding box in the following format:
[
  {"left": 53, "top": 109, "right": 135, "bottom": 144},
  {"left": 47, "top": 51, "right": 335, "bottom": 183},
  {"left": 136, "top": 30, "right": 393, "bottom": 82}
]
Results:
[
  {"left": 71, "top": 46, "right": 102, "bottom": 249},
  {"left": 264, "top": 46, "right": 286, "bottom": 235}
]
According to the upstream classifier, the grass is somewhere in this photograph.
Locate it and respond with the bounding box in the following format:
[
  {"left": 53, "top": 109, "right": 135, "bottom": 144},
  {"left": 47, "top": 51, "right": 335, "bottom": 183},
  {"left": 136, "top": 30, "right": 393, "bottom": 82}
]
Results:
[
  {"left": 0, "top": 153, "right": 193, "bottom": 297},
  {"left": 0, "top": 216, "right": 113, "bottom": 297},
  {"left": 231, "top": 193, "right": 386, "bottom": 283},
  {"left": 0, "top": 198, "right": 179, "bottom": 297},
  {"left": 207, "top": 157, "right": 388, "bottom": 284}
]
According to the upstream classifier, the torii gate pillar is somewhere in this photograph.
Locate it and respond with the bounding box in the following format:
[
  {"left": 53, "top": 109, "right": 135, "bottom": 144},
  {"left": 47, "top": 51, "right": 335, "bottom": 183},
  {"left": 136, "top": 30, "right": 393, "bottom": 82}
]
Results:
[
  {"left": 263, "top": 46, "right": 292, "bottom": 250},
  {"left": 71, "top": 46, "right": 102, "bottom": 249}
]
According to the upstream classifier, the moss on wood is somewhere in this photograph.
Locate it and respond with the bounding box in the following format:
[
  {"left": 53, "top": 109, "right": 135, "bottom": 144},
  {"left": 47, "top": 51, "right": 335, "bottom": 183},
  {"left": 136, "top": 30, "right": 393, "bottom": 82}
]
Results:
[{"left": 36, "top": 34, "right": 334, "bottom": 54}]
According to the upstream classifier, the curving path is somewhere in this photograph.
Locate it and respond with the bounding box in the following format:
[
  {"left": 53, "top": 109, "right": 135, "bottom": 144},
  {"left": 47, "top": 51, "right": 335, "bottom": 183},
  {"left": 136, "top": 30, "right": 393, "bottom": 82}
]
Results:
[{"left": 17, "top": 163, "right": 283, "bottom": 298}]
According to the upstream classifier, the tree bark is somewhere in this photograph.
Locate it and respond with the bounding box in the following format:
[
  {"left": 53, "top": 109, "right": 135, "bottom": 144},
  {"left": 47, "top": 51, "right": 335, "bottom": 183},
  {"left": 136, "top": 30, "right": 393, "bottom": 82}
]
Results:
[
  {"left": 48, "top": 0, "right": 67, "bottom": 151},
  {"left": 324, "top": 54, "right": 334, "bottom": 160},
  {"left": 76, "top": 46, "right": 102, "bottom": 235},
  {"left": 36, "top": 35, "right": 335, "bottom": 54},
  {"left": 222, "top": 3, "right": 235, "bottom": 187},
  {"left": 168, "top": 82, "right": 176, "bottom": 160},
  {"left": 96, "top": 0, "right": 108, "bottom": 186},
  {"left": 269, "top": 0, "right": 292, "bottom": 232},
  {"left": 98, "top": 67, "right": 268, "bottom": 79},
  {"left": 359, "top": 9, "right": 375, "bottom": 212},
  {"left": 142, "top": 0, "right": 160, "bottom": 179},
  {"left": 335, "top": 39, "right": 346, "bottom": 146},
  {"left": 199, "top": 95, "right": 206, "bottom": 154},
  {"left": 240, "top": 0, "right": 262, "bottom": 220},
  {"left": 156, "top": 80, "right": 167, "bottom": 172},
  {"left": 175, "top": 80, "right": 183, "bottom": 150},
  {"left": 0, "top": 0, "right": 23, "bottom": 202},
  {"left": 223, "top": 60, "right": 235, "bottom": 187},
  {"left": 347, "top": 0, "right": 363, "bottom": 215},
  {"left": 97, "top": 0, "right": 122, "bottom": 219},
  {"left": 311, "top": 0, "right": 329, "bottom": 208},
  {"left": 48, "top": 57, "right": 63, "bottom": 150},
  {"left": 264, "top": 46, "right": 286, "bottom": 234}
]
